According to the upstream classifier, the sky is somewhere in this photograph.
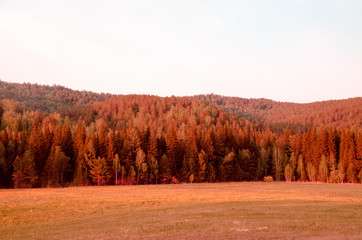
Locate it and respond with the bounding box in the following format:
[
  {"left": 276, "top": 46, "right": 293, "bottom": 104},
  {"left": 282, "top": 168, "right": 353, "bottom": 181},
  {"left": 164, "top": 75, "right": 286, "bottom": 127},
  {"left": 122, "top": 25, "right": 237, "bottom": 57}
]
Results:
[{"left": 0, "top": 0, "right": 361, "bottom": 103}]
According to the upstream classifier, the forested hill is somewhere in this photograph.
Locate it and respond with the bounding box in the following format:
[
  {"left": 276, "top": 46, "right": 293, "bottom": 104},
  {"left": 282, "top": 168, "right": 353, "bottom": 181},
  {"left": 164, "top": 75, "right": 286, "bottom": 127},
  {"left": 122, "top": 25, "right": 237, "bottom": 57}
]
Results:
[
  {"left": 192, "top": 95, "right": 362, "bottom": 130},
  {"left": 0, "top": 80, "right": 361, "bottom": 188},
  {"left": 0, "top": 80, "right": 112, "bottom": 113},
  {"left": 0, "top": 80, "right": 360, "bottom": 129}
]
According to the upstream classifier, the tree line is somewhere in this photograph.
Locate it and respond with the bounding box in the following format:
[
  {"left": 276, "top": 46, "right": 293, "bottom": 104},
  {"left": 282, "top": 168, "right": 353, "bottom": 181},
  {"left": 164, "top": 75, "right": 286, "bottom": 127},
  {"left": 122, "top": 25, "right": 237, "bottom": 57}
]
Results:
[{"left": 0, "top": 94, "right": 361, "bottom": 188}]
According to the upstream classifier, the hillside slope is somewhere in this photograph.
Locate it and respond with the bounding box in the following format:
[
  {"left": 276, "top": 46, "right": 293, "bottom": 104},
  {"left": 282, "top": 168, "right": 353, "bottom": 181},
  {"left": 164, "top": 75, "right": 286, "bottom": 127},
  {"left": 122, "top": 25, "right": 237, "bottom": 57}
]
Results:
[
  {"left": 192, "top": 94, "right": 362, "bottom": 129},
  {"left": 0, "top": 81, "right": 361, "bottom": 188},
  {"left": 0, "top": 80, "right": 112, "bottom": 113},
  {"left": 1, "top": 81, "right": 360, "bottom": 129}
]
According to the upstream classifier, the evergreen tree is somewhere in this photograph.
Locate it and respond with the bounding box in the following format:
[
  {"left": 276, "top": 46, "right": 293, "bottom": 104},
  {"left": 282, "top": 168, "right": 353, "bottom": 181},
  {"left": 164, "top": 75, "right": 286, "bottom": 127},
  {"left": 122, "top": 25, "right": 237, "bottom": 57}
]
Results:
[
  {"left": 113, "top": 154, "right": 120, "bottom": 185},
  {"left": 357, "top": 169, "right": 362, "bottom": 184},
  {"left": 307, "top": 162, "right": 317, "bottom": 182},
  {"left": 148, "top": 154, "right": 159, "bottom": 184},
  {"left": 284, "top": 164, "right": 292, "bottom": 182},
  {"left": 44, "top": 145, "right": 70, "bottom": 186},
  {"left": 88, "top": 156, "right": 109, "bottom": 186},
  {"left": 12, "top": 151, "right": 37, "bottom": 188},
  {"left": 136, "top": 148, "right": 146, "bottom": 184},
  {"left": 346, "top": 162, "right": 357, "bottom": 183},
  {"left": 337, "top": 161, "right": 345, "bottom": 183},
  {"left": 159, "top": 154, "right": 170, "bottom": 177},
  {"left": 318, "top": 155, "right": 328, "bottom": 182},
  {"left": 198, "top": 150, "right": 207, "bottom": 182},
  {"left": 328, "top": 154, "right": 338, "bottom": 183},
  {"left": 273, "top": 144, "right": 283, "bottom": 181}
]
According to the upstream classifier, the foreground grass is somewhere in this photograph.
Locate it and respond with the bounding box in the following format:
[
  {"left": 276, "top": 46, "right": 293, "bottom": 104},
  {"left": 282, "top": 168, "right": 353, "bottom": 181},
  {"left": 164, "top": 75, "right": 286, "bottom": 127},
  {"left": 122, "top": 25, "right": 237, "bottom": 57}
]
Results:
[{"left": 1, "top": 182, "right": 362, "bottom": 240}]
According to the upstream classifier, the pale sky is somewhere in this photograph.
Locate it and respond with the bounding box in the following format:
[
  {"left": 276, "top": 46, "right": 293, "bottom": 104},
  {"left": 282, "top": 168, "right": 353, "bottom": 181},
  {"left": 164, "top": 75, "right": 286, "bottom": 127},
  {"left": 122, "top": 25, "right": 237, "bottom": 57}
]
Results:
[{"left": 0, "top": 0, "right": 361, "bottom": 103}]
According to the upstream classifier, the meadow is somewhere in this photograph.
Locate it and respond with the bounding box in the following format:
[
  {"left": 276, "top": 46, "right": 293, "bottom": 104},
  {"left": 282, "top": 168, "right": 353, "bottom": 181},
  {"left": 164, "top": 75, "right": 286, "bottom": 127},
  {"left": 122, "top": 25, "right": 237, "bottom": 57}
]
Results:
[{"left": 1, "top": 182, "right": 362, "bottom": 239}]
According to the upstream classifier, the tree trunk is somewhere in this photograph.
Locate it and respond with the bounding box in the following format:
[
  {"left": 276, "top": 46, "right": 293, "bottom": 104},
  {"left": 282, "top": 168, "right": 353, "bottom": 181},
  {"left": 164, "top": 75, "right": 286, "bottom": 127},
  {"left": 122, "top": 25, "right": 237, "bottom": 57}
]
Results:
[
  {"left": 137, "top": 170, "right": 140, "bottom": 185},
  {"left": 115, "top": 163, "right": 117, "bottom": 185}
]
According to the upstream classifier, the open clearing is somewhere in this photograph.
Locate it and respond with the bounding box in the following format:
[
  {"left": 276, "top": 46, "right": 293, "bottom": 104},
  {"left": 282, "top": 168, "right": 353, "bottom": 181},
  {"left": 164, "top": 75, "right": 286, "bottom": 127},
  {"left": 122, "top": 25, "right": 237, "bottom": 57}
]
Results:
[{"left": 1, "top": 182, "right": 362, "bottom": 240}]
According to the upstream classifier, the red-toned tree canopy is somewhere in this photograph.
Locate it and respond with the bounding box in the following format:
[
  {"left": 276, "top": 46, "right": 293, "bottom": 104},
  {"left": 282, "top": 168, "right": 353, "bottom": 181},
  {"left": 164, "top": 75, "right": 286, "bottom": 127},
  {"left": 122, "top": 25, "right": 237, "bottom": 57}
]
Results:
[{"left": 0, "top": 81, "right": 361, "bottom": 188}]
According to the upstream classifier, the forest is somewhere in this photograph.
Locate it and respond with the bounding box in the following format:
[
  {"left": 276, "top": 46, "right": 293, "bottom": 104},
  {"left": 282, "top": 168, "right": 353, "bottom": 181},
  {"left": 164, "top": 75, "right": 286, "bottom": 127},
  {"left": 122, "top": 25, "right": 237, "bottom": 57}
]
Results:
[{"left": 0, "top": 80, "right": 361, "bottom": 188}]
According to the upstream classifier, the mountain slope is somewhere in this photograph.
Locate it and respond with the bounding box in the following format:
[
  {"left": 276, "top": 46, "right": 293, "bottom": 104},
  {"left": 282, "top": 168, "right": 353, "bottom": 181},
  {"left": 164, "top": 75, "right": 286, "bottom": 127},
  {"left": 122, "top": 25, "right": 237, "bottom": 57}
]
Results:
[
  {"left": 0, "top": 80, "right": 360, "bottom": 129},
  {"left": 0, "top": 80, "right": 112, "bottom": 113},
  {"left": 192, "top": 94, "right": 362, "bottom": 129}
]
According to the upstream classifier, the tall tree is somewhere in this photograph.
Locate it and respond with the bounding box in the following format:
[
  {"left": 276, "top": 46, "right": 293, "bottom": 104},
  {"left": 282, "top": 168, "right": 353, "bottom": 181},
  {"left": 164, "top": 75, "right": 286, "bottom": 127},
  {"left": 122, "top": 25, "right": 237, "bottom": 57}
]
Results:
[
  {"left": 136, "top": 148, "right": 146, "bottom": 184},
  {"left": 88, "top": 156, "right": 109, "bottom": 186},
  {"left": 12, "top": 151, "right": 37, "bottom": 188},
  {"left": 273, "top": 144, "right": 283, "bottom": 181}
]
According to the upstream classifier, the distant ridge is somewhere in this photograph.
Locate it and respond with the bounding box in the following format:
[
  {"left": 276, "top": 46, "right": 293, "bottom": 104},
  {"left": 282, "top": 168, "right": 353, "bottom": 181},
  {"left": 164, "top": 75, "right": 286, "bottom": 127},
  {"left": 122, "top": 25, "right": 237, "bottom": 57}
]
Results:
[{"left": 0, "top": 80, "right": 361, "bottom": 129}]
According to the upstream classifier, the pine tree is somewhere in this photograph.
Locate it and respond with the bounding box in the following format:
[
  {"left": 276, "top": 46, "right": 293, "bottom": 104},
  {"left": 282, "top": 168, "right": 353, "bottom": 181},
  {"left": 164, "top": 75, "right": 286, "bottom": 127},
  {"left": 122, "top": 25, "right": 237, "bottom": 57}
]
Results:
[
  {"left": 44, "top": 145, "right": 70, "bottom": 186},
  {"left": 357, "top": 169, "right": 362, "bottom": 184},
  {"left": 346, "top": 162, "right": 357, "bottom": 183},
  {"left": 166, "top": 126, "right": 178, "bottom": 176},
  {"left": 73, "top": 118, "right": 86, "bottom": 155},
  {"left": 284, "top": 164, "right": 292, "bottom": 182},
  {"left": 113, "top": 154, "right": 120, "bottom": 185},
  {"left": 289, "top": 152, "right": 297, "bottom": 180},
  {"left": 0, "top": 140, "right": 8, "bottom": 187},
  {"left": 136, "top": 148, "right": 146, "bottom": 184},
  {"left": 328, "top": 154, "right": 338, "bottom": 183},
  {"left": 297, "top": 154, "right": 306, "bottom": 181},
  {"left": 207, "top": 162, "right": 216, "bottom": 182},
  {"left": 88, "top": 156, "right": 109, "bottom": 186},
  {"left": 12, "top": 151, "right": 37, "bottom": 188},
  {"left": 307, "top": 162, "right": 317, "bottom": 182},
  {"left": 73, "top": 144, "right": 89, "bottom": 185},
  {"left": 318, "top": 155, "right": 329, "bottom": 182},
  {"left": 198, "top": 150, "right": 207, "bottom": 182},
  {"left": 148, "top": 130, "right": 158, "bottom": 160},
  {"left": 129, "top": 165, "right": 136, "bottom": 185},
  {"left": 273, "top": 144, "right": 283, "bottom": 181},
  {"left": 221, "top": 152, "right": 235, "bottom": 181},
  {"left": 141, "top": 162, "right": 148, "bottom": 184},
  {"left": 148, "top": 154, "right": 159, "bottom": 184},
  {"left": 257, "top": 147, "right": 269, "bottom": 179},
  {"left": 337, "top": 161, "right": 345, "bottom": 183}
]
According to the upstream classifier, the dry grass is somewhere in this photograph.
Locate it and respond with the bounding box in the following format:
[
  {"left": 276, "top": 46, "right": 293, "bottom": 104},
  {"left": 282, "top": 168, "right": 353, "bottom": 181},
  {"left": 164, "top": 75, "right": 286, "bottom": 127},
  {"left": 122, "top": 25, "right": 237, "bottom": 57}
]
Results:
[{"left": 1, "top": 182, "right": 362, "bottom": 239}]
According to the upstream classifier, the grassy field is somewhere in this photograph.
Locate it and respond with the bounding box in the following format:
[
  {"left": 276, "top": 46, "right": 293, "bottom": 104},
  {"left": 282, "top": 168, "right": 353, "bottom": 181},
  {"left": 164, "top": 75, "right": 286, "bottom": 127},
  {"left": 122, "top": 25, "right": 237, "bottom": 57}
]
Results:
[{"left": 1, "top": 182, "right": 362, "bottom": 240}]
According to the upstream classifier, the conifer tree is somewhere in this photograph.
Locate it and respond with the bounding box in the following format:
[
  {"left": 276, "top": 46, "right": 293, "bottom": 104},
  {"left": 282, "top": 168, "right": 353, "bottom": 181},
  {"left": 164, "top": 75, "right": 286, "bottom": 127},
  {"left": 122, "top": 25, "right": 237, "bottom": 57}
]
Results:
[
  {"left": 284, "top": 164, "right": 292, "bottom": 182},
  {"left": 346, "top": 162, "right": 357, "bottom": 183},
  {"left": 88, "top": 156, "right": 109, "bottom": 186},
  {"left": 273, "top": 144, "right": 283, "bottom": 181},
  {"left": 307, "top": 162, "right": 317, "bottom": 182},
  {"left": 337, "top": 161, "right": 345, "bottom": 183},
  {"left": 12, "top": 151, "right": 37, "bottom": 188},
  {"left": 136, "top": 148, "right": 146, "bottom": 184},
  {"left": 198, "top": 150, "right": 207, "bottom": 182},
  {"left": 328, "top": 154, "right": 338, "bottom": 183},
  {"left": 318, "top": 155, "right": 329, "bottom": 182},
  {"left": 166, "top": 126, "right": 178, "bottom": 176},
  {"left": 148, "top": 154, "right": 159, "bottom": 184},
  {"left": 129, "top": 165, "right": 136, "bottom": 185},
  {"left": 357, "top": 169, "right": 362, "bottom": 184},
  {"left": 207, "top": 162, "right": 216, "bottom": 182},
  {"left": 44, "top": 145, "right": 70, "bottom": 186},
  {"left": 221, "top": 151, "right": 235, "bottom": 181},
  {"left": 0, "top": 140, "right": 8, "bottom": 187},
  {"left": 113, "top": 154, "right": 120, "bottom": 185}
]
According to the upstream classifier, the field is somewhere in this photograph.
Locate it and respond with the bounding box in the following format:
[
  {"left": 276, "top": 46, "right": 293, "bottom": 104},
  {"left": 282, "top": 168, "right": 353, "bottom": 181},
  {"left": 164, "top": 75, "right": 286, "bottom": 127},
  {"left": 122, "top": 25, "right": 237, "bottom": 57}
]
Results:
[{"left": 1, "top": 182, "right": 362, "bottom": 240}]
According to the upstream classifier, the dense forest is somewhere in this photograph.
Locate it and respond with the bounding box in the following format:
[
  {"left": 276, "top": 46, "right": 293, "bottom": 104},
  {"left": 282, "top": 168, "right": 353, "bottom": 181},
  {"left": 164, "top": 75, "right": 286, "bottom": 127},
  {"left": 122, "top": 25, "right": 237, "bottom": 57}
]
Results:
[{"left": 0, "top": 80, "right": 361, "bottom": 188}]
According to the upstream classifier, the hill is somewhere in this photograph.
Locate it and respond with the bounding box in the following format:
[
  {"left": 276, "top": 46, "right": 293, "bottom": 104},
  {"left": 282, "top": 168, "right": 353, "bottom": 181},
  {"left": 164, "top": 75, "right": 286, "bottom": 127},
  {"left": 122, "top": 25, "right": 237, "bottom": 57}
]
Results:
[
  {"left": 192, "top": 94, "right": 362, "bottom": 130},
  {"left": 1, "top": 80, "right": 360, "bottom": 129},
  {"left": 0, "top": 80, "right": 361, "bottom": 188},
  {"left": 0, "top": 80, "right": 112, "bottom": 113}
]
